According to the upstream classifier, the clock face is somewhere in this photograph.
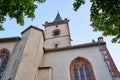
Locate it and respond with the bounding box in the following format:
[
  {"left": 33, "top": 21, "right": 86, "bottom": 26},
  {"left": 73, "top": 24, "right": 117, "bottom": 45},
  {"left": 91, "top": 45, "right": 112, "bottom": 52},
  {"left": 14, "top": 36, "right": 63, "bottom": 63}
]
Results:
[{"left": 0, "top": 49, "right": 10, "bottom": 78}]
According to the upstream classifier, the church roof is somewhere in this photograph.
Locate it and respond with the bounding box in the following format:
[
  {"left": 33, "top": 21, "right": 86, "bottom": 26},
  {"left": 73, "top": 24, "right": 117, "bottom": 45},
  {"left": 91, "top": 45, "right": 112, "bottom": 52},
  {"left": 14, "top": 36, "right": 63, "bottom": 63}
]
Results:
[
  {"left": 21, "top": 25, "right": 45, "bottom": 40},
  {"left": 0, "top": 37, "right": 21, "bottom": 43},
  {"left": 45, "top": 42, "right": 106, "bottom": 53},
  {"left": 54, "top": 12, "right": 62, "bottom": 22},
  {"left": 21, "top": 25, "right": 43, "bottom": 34}
]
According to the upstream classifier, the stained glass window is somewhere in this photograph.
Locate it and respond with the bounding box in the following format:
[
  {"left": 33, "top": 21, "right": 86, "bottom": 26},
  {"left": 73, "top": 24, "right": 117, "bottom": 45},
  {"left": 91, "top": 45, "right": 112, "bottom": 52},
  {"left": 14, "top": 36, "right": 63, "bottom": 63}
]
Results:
[
  {"left": 85, "top": 67, "right": 91, "bottom": 80},
  {"left": 79, "top": 68, "right": 85, "bottom": 80},
  {"left": 74, "top": 67, "right": 79, "bottom": 80},
  {"left": 70, "top": 57, "right": 96, "bottom": 80},
  {"left": 0, "top": 48, "right": 10, "bottom": 79}
]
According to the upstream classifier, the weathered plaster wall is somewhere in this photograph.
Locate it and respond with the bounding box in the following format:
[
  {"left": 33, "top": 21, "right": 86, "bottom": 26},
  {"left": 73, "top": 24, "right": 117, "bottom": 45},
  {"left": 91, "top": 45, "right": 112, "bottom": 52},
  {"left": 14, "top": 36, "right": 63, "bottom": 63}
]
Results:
[
  {"left": 14, "top": 27, "right": 44, "bottom": 80},
  {"left": 43, "top": 46, "right": 113, "bottom": 80}
]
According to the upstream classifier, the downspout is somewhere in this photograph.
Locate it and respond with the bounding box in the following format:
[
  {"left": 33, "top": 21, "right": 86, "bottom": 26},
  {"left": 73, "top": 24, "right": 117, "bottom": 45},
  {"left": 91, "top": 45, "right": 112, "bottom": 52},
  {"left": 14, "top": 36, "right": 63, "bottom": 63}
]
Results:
[
  {"left": 12, "top": 37, "right": 20, "bottom": 55},
  {"left": 1, "top": 37, "right": 20, "bottom": 80},
  {"left": 49, "top": 67, "right": 52, "bottom": 80},
  {"left": 98, "top": 41, "right": 115, "bottom": 80}
]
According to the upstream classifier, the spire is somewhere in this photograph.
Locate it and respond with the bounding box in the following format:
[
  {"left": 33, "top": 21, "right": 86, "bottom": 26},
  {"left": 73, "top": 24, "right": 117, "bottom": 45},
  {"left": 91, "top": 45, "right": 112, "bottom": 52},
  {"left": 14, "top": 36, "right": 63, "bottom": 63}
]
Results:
[{"left": 54, "top": 12, "right": 62, "bottom": 22}]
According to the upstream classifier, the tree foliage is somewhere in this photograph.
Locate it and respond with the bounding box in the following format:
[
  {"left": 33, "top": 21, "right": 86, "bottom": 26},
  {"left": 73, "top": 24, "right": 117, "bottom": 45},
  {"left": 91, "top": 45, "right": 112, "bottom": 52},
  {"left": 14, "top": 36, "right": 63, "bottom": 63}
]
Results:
[
  {"left": 73, "top": 0, "right": 120, "bottom": 43},
  {"left": 0, "top": 0, "right": 45, "bottom": 30}
]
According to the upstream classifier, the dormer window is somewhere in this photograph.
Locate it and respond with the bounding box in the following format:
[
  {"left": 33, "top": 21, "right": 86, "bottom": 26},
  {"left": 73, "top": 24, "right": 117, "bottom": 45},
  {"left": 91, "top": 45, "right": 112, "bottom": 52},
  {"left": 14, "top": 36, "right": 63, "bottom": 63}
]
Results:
[{"left": 53, "top": 29, "right": 60, "bottom": 36}]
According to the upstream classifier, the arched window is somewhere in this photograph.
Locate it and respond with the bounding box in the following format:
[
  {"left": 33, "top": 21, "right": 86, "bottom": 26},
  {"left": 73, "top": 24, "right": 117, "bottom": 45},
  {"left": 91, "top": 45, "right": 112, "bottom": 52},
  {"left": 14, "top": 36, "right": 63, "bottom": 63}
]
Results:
[
  {"left": 0, "top": 48, "right": 10, "bottom": 79},
  {"left": 53, "top": 29, "right": 60, "bottom": 36},
  {"left": 70, "top": 57, "right": 96, "bottom": 80}
]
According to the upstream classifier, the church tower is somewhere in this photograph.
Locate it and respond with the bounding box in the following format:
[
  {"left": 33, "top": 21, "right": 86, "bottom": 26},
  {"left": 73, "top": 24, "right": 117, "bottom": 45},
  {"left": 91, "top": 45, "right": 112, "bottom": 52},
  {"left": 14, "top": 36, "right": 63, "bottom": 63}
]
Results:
[{"left": 44, "top": 12, "right": 71, "bottom": 49}]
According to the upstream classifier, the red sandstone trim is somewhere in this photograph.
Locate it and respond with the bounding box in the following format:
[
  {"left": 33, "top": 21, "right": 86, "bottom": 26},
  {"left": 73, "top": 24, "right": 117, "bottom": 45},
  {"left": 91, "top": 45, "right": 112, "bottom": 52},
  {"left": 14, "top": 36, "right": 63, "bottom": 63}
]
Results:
[
  {"left": 0, "top": 48, "right": 10, "bottom": 57},
  {"left": 101, "top": 45, "right": 120, "bottom": 78},
  {"left": 70, "top": 57, "right": 96, "bottom": 80},
  {"left": 43, "top": 18, "right": 69, "bottom": 27}
]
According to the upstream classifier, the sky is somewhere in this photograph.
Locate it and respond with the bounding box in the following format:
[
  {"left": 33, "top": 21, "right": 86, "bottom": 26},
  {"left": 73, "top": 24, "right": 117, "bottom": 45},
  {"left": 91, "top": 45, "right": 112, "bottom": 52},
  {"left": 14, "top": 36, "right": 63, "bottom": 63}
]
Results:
[{"left": 0, "top": 0, "right": 120, "bottom": 71}]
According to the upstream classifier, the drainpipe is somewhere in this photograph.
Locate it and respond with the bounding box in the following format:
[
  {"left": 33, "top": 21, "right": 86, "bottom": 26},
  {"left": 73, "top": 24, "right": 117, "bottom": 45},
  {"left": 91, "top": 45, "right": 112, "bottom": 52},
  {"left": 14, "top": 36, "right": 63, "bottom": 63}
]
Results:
[
  {"left": 98, "top": 37, "right": 115, "bottom": 80},
  {"left": 12, "top": 37, "right": 20, "bottom": 55},
  {"left": 1, "top": 37, "right": 20, "bottom": 80},
  {"left": 49, "top": 67, "right": 52, "bottom": 80}
]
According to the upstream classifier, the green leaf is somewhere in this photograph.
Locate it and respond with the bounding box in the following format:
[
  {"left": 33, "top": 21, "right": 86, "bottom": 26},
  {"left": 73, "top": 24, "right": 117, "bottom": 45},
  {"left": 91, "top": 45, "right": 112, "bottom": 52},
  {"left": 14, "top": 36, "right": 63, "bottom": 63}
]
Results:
[
  {"left": 73, "top": 0, "right": 120, "bottom": 43},
  {"left": 0, "top": 0, "right": 46, "bottom": 30}
]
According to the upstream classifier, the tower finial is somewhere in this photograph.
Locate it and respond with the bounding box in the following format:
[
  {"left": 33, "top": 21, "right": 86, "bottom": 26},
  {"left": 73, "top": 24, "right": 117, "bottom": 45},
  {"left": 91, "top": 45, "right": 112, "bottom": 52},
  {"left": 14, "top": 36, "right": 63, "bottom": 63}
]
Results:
[{"left": 57, "top": 9, "right": 59, "bottom": 13}]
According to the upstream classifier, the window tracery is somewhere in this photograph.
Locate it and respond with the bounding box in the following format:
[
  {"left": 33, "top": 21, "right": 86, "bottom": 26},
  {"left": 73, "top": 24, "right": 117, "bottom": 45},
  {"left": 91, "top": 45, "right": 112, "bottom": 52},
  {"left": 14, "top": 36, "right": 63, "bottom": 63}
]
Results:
[{"left": 70, "top": 57, "right": 96, "bottom": 80}]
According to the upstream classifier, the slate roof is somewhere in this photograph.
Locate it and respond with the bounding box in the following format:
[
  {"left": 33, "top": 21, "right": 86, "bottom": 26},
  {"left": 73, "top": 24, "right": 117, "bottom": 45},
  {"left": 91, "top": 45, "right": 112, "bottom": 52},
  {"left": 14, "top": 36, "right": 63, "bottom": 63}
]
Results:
[{"left": 54, "top": 12, "right": 62, "bottom": 22}]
